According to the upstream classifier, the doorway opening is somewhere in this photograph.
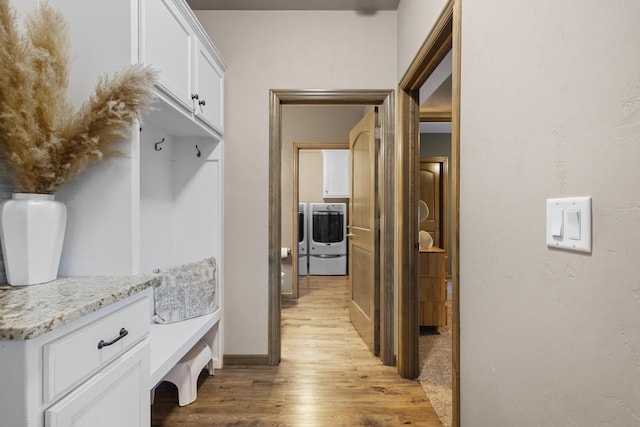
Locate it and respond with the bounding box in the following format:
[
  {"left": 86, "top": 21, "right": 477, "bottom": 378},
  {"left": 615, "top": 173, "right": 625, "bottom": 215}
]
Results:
[
  {"left": 268, "top": 90, "right": 395, "bottom": 366},
  {"left": 289, "top": 140, "right": 349, "bottom": 299},
  {"left": 397, "top": 0, "right": 461, "bottom": 426}
]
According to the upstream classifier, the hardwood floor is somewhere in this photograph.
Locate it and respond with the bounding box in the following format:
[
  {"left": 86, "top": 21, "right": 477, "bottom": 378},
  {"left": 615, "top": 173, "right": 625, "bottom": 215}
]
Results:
[{"left": 152, "top": 275, "right": 442, "bottom": 426}]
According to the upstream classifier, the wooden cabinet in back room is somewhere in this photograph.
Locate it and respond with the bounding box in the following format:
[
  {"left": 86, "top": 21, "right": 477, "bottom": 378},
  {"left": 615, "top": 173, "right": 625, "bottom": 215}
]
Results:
[{"left": 419, "top": 247, "right": 447, "bottom": 327}]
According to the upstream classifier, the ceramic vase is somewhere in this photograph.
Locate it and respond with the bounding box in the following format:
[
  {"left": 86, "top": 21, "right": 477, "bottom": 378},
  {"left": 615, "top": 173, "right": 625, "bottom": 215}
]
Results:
[{"left": 0, "top": 193, "right": 67, "bottom": 286}]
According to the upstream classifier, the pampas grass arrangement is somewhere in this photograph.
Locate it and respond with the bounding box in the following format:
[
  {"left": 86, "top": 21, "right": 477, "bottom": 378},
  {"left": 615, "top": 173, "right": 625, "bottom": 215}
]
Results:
[{"left": 0, "top": 0, "right": 157, "bottom": 194}]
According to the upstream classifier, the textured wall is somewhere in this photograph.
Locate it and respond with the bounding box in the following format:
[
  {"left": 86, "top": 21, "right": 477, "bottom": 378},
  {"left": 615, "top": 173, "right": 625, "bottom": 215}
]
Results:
[{"left": 458, "top": 0, "right": 640, "bottom": 424}]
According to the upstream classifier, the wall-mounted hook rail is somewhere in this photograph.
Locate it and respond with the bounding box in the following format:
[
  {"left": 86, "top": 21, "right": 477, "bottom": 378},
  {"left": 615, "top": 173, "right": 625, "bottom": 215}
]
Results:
[
  {"left": 154, "top": 138, "right": 165, "bottom": 151},
  {"left": 195, "top": 145, "right": 201, "bottom": 158}
]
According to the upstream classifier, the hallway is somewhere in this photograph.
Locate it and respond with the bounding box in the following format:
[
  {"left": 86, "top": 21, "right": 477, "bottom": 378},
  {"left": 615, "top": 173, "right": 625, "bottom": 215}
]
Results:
[{"left": 152, "top": 276, "right": 442, "bottom": 426}]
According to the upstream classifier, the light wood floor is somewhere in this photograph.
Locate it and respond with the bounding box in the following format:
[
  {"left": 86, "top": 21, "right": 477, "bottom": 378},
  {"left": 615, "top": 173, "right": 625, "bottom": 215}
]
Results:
[{"left": 152, "top": 275, "right": 442, "bottom": 426}]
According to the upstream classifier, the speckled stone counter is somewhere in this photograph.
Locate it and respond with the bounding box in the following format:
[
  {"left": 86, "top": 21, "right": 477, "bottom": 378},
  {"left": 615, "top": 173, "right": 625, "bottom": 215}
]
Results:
[{"left": 0, "top": 275, "right": 160, "bottom": 340}]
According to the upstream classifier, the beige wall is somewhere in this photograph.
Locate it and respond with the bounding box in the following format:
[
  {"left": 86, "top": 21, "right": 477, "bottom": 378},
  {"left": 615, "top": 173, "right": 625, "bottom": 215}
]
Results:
[
  {"left": 194, "top": 4, "right": 640, "bottom": 423},
  {"left": 457, "top": 1, "right": 640, "bottom": 425},
  {"left": 396, "top": 0, "right": 448, "bottom": 81},
  {"left": 280, "top": 105, "right": 363, "bottom": 294},
  {"left": 397, "top": 0, "right": 640, "bottom": 423},
  {"left": 298, "top": 150, "right": 323, "bottom": 204},
  {"left": 195, "top": 10, "right": 397, "bottom": 355}
]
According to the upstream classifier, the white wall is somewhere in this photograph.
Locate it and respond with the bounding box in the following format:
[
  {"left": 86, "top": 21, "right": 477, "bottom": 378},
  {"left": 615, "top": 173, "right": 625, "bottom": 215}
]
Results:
[
  {"left": 139, "top": 126, "right": 221, "bottom": 274},
  {"left": 195, "top": 10, "right": 397, "bottom": 355},
  {"left": 456, "top": 1, "right": 640, "bottom": 425}
]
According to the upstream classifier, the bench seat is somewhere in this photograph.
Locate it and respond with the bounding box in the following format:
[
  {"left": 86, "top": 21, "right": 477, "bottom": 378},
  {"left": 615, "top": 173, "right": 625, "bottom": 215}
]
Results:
[{"left": 149, "top": 307, "right": 221, "bottom": 387}]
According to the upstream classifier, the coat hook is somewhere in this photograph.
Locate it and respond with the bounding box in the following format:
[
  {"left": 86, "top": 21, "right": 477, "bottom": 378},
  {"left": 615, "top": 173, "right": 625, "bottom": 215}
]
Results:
[
  {"left": 154, "top": 138, "right": 165, "bottom": 151},
  {"left": 195, "top": 145, "right": 201, "bottom": 158}
]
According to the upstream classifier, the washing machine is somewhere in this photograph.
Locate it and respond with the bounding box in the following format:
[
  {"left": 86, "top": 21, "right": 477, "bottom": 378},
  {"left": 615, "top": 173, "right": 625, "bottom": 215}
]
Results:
[{"left": 308, "top": 203, "right": 347, "bottom": 275}]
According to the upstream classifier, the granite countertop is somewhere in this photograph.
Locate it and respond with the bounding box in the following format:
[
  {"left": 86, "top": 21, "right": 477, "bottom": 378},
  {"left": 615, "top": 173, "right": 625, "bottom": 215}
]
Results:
[{"left": 0, "top": 275, "right": 160, "bottom": 340}]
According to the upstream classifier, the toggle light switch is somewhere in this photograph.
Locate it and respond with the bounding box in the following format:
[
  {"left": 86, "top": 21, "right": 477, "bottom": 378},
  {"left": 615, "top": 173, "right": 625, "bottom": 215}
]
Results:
[
  {"left": 546, "top": 197, "right": 592, "bottom": 253},
  {"left": 566, "top": 209, "right": 581, "bottom": 240},
  {"left": 551, "top": 208, "right": 564, "bottom": 238}
]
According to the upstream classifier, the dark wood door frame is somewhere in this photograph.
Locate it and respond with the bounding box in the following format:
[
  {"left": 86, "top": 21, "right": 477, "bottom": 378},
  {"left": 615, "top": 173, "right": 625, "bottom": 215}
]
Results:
[
  {"left": 269, "top": 90, "right": 395, "bottom": 367},
  {"left": 397, "top": 0, "right": 461, "bottom": 426}
]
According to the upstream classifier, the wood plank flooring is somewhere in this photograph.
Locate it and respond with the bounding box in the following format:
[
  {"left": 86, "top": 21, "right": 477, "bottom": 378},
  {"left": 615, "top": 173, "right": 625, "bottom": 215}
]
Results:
[{"left": 152, "top": 275, "right": 442, "bottom": 426}]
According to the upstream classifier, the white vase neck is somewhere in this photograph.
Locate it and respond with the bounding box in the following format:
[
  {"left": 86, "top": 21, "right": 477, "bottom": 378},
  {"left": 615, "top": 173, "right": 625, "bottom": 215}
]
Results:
[{"left": 13, "top": 193, "right": 55, "bottom": 201}]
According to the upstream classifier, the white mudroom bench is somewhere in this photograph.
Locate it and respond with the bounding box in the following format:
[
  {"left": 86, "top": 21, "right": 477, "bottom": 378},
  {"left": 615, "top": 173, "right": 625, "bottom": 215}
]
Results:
[
  {"left": 149, "top": 307, "right": 221, "bottom": 387},
  {"left": 148, "top": 257, "right": 222, "bottom": 405}
]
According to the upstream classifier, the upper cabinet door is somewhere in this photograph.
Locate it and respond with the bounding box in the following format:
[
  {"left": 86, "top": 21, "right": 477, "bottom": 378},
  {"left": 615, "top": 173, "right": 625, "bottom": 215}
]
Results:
[
  {"left": 193, "top": 39, "right": 224, "bottom": 136},
  {"left": 140, "top": 0, "right": 194, "bottom": 112},
  {"left": 323, "top": 150, "right": 350, "bottom": 198}
]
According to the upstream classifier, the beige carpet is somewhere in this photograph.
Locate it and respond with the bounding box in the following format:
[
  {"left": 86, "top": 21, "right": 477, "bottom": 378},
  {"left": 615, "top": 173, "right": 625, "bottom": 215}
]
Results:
[{"left": 418, "top": 298, "right": 452, "bottom": 427}]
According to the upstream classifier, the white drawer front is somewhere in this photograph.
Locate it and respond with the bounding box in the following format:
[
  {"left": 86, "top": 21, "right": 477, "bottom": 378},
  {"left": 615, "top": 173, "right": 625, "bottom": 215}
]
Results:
[
  {"left": 45, "top": 339, "right": 150, "bottom": 427},
  {"left": 43, "top": 297, "right": 150, "bottom": 405}
]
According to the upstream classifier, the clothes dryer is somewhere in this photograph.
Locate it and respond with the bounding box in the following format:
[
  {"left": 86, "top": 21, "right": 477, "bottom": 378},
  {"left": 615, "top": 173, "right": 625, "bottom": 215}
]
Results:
[{"left": 298, "top": 203, "right": 308, "bottom": 275}]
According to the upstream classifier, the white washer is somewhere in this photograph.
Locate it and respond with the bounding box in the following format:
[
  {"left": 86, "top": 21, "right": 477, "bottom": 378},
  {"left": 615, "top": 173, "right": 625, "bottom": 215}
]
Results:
[{"left": 308, "top": 203, "right": 347, "bottom": 275}]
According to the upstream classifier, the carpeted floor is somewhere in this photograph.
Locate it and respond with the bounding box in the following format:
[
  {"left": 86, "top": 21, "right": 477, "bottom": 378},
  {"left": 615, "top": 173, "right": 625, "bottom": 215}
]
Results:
[{"left": 418, "top": 283, "right": 452, "bottom": 427}]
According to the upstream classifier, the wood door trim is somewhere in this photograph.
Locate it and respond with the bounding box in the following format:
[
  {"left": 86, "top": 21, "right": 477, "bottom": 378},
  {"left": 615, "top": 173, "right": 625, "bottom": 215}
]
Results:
[
  {"left": 269, "top": 89, "right": 395, "bottom": 367},
  {"left": 397, "top": 1, "right": 461, "bottom": 426},
  {"left": 291, "top": 142, "right": 349, "bottom": 300},
  {"left": 420, "top": 109, "right": 452, "bottom": 122}
]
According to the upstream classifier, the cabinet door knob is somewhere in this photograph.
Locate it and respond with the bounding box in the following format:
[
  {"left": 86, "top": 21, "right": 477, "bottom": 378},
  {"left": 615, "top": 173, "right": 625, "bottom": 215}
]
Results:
[
  {"left": 191, "top": 93, "right": 199, "bottom": 100},
  {"left": 198, "top": 99, "right": 206, "bottom": 106},
  {"left": 97, "top": 328, "right": 128, "bottom": 349}
]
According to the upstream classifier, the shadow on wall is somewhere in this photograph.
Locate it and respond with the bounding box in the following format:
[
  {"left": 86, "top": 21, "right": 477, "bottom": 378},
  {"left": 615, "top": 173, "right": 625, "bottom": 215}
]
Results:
[{"left": 0, "top": 155, "right": 14, "bottom": 283}]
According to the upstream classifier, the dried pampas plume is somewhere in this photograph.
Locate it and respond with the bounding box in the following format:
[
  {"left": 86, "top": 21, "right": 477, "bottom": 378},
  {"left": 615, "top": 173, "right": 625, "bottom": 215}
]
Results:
[{"left": 0, "top": 0, "right": 157, "bottom": 194}]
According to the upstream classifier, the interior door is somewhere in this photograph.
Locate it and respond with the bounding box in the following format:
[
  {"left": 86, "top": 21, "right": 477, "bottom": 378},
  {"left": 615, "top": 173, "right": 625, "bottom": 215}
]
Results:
[
  {"left": 348, "top": 108, "right": 379, "bottom": 355},
  {"left": 419, "top": 161, "right": 442, "bottom": 247}
]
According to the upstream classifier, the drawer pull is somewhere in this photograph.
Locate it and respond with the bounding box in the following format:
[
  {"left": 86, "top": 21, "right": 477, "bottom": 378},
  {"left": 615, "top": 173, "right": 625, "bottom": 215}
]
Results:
[{"left": 97, "top": 328, "right": 128, "bottom": 349}]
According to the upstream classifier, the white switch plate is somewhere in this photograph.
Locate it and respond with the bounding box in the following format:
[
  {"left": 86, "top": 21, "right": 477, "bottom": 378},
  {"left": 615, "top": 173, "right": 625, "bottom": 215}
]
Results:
[{"left": 546, "top": 197, "right": 592, "bottom": 253}]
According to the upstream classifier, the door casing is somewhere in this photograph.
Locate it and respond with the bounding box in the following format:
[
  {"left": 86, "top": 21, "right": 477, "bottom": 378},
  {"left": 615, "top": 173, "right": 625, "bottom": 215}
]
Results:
[
  {"left": 269, "top": 90, "right": 395, "bottom": 366},
  {"left": 397, "top": 0, "right": 461, "bottom": 426}
]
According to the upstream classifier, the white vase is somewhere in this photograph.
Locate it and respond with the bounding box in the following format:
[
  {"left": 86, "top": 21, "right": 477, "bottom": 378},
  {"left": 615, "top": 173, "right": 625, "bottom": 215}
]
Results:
[{"left": 0, "top": 193, "right": 67, "bottom": 286}]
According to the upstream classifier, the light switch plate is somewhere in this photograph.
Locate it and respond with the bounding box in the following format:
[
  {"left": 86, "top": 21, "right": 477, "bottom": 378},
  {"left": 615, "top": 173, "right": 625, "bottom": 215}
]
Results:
[{"left": 546, "top": 197, "right": 592, "bottom": 253}]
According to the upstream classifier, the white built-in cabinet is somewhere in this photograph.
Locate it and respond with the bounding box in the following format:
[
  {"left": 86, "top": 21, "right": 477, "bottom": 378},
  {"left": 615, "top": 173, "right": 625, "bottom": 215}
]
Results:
[
  {"left": 41, "top": 0, "right": 226, "bottom": 277},
  {"left": 140, "top": 0, "right": 224, "bottom": 137},
  {"left": 2, "top": 1, "right": 225, "bottom": 426},
  {"left": 0, "top": 290, "right": 152, "bottom": 427},
  {"left": 46, "top": 340, "right": 149, "bottom": 427},
  {"left": 193, "top": 41, "right": 225, "bottom": 132},
  {"left": 322, "top": 149, "right": 350, "bottom": 198}
]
